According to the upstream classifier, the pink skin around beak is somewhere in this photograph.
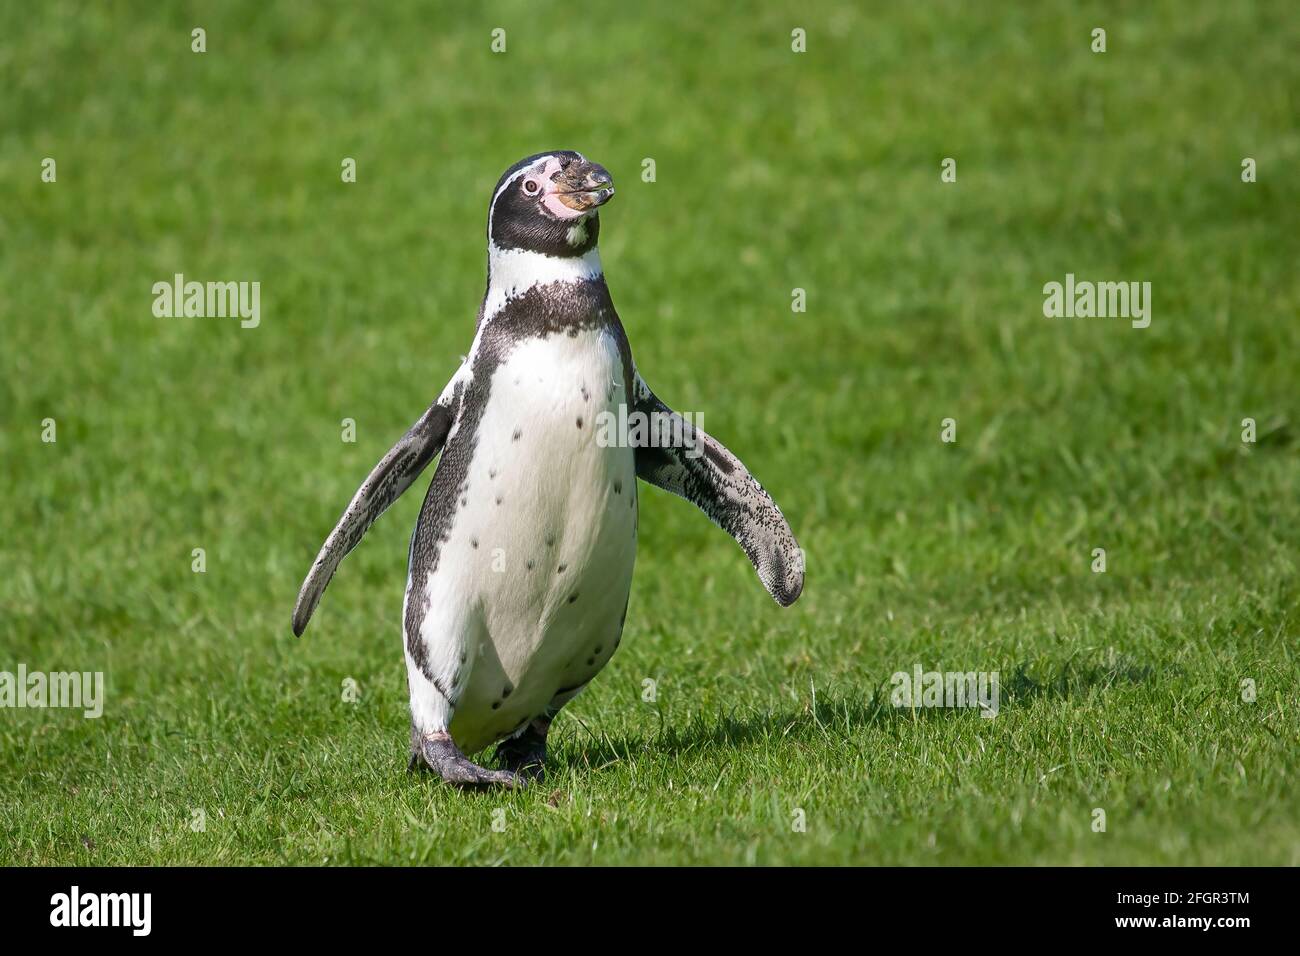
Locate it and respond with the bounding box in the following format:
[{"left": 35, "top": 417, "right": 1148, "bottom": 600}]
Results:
[{"left": 526, "top": 157, "right": 615, "bottom": 220}]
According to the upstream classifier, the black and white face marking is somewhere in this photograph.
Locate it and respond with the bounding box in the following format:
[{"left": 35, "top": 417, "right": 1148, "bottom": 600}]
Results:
[
  {"left": 479, "top": 151, "right": 618, "bottom": 322},
  {"left": 487, "top": 151, "right": 614, "bottom": 259}
]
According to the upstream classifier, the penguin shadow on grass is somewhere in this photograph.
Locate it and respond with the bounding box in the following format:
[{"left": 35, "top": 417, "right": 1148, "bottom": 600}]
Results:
[
  {"left": 998, "top": 654, "right": 1161, "bottom": 706},
  {"left": 550, "top": 659, "right": 1160, "bottom": 775},
  {"left": 548, "top": 685, "right": 928, "bottom": 774}
]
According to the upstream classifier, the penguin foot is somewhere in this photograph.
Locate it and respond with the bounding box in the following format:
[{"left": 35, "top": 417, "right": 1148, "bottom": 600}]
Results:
[
  {"left": 493, "top": 718, "right": 550, "bottom": 781},
  {"left": 412, "top": 730, "right": 525, "bottom": 789}
]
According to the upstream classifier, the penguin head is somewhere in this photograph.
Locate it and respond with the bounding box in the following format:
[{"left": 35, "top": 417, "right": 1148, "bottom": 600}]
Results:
[{"left": 487, "top": 151, "right": 614, "bottom": 258}]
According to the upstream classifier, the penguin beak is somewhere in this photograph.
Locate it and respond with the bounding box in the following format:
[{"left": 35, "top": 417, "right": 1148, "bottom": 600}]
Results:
[{"left": 554, "top": 162, "right": 615, "bottom": 212}]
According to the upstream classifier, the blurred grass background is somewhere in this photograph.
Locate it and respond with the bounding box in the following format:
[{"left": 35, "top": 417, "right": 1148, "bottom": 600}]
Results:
[{"left": 0, "top": 0, "right": 1297, "bottom": 864}]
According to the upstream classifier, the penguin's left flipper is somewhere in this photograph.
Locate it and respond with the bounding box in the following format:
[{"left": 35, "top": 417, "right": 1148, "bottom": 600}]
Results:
[
  {"left": 632, "top": 373, "right": 804, "bottom": 607},
  {"left": 292, "top": 399, "right": 455, "bottom": 636}
]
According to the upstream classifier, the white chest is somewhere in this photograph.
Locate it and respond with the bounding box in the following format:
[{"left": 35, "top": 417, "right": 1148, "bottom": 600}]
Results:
[
  {"left": 438, "top": 328, "right": 638, "bottom": 746},
  {"left": 470, "top": 327, "right": 632, "bottom": 523}
]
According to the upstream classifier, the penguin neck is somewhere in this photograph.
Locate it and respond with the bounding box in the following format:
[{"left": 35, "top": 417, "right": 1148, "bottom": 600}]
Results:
[{"left": 482, "top": 243, "right": 604, "bottom": 321}]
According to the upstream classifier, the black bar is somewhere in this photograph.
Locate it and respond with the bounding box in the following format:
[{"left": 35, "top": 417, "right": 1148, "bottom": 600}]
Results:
[{"left": 0, "top": 866, "right": 1288, "bottom": 941}]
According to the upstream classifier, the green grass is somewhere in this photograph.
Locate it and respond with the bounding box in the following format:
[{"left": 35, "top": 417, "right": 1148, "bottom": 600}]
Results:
[{"left": 2, "top": 0, "right": 1298, "bottom": 865}]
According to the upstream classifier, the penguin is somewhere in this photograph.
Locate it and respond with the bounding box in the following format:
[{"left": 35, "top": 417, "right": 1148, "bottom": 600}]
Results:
[{"left": 292, "top": 151, "right": 804, "bottom": 788}]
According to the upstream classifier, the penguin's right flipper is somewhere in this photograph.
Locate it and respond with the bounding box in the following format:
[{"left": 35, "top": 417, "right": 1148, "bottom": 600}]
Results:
[{"left": 292, "top": 399, "right": 455, "bottom": 636}]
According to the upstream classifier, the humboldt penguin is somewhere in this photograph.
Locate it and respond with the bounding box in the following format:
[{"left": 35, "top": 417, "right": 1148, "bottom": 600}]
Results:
[{"left": 293, "top": 151, "right": 803, "bottom": 787}]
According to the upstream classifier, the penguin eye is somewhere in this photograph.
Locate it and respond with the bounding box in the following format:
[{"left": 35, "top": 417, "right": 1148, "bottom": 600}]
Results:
[{"left": 523, "top": 179, "right": 541, "bottom": 195}]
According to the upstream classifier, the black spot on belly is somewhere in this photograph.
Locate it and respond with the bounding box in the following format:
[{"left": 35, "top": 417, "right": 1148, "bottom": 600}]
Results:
[
  {"left": 576, "top": 416, "right": 583, "bottom": 429},
  {"left": 527, "top": 559, "right": 535, "bottom": 570},
  {"left": 512, "top": 428, "right": 522, "bottom": 441},
  {"left": 567, "top": 327, "right": 578, "bottom": 338},
  {"left": 593, "top": 645, "right": 602, "bottom": 653},
  {"left": 470, "top": 537, "right": 479, "bottom": 549},
  {"left": 491, "top": 701, "right": 501, "bottom": 710},
  {"left": 460, "top": 497, "right": 468, "bottom": 506},
  {"left": 585, "top": 657, "right": 595, "bottom": 666},
  {"left": 613, "top": 480, "right": 622, "bottom": 494},
  {"left": 546, "top": 534, "right": 555, "bottom": 547},
  {"left": 557, "top": 563, "right": 567, "bottom": 573},
  {"left": 581, "top": 385, "right": 590, "bottom": 401},
  {"left": 502, "top": 684, "right": 513, "bottom": 698},
  {"left": 568, "top": 593, "right": 579, "bottom": 603},
  {"left": 496, "top": 495, "right": 503, "bottom": 505},
  {"left": 489, "top": 468, "right": 497, "bottom": 479}
]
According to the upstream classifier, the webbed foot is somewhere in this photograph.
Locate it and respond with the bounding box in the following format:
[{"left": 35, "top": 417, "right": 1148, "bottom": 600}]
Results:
[
  {"left": 493, "top": 717, "right": 550, "bottom": 781},
  {"left": 410, "top": 729, "right": 525, "bottom": 789}
]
